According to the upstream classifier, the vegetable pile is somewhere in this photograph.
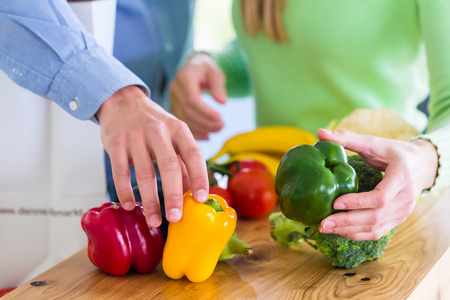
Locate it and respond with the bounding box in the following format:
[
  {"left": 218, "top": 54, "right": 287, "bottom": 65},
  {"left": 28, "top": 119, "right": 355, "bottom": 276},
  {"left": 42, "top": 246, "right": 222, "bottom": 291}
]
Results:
[{"left": 80, "top": 121, "right": 405, "bottom": 282}]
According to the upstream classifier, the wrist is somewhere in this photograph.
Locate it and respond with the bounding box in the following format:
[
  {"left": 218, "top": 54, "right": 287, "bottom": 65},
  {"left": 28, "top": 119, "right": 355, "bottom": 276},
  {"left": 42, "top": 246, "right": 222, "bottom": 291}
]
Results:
[
  {"left": 96, "top": 85, "right": 145, "bottom": 124},
  {"left": 185, "top": 51, "right": 217, "bottom": 67},
  {"left": 411, "top": 139, "right": 439, "bottom": 190}
]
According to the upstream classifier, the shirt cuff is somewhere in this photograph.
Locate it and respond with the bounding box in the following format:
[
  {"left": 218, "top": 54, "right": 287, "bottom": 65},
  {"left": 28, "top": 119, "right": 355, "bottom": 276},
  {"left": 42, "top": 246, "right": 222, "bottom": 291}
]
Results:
[
  {"left": 413, "top": 125, "right": 450, "bottom": 193},
  {"left": 47, "top": 46, "right": 150, "bottom": 121}
]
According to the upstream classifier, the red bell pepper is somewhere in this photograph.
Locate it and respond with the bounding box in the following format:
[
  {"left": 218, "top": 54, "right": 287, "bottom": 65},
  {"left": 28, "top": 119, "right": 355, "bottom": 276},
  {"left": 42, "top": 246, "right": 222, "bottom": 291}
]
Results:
[
  {"left": 81, "top": 202, "right": 163, "bottom": 276},
  {"left": 0, "top": 287, "right": 15, "bottom": 297}
]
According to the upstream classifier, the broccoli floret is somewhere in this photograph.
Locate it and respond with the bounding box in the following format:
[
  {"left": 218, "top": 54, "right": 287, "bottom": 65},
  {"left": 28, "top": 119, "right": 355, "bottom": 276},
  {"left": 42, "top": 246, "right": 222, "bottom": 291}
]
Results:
[
  {"left": 306, "top": 226, "right": 397, "bottom": 268},
  {"left": 348, "top": 155, "right": 383, "bottom": 192}
]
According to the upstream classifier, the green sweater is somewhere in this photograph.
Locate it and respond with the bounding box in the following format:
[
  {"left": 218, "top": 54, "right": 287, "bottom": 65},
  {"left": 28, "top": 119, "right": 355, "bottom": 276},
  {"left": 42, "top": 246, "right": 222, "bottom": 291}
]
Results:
[{"left": 213, "top": 0, "right": 450, "bottom": 192}]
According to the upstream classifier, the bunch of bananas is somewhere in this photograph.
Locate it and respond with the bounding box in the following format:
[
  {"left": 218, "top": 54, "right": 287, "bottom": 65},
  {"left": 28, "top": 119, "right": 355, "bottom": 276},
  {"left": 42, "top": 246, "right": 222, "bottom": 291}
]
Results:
[{"left": 209, "top": 126, "right": 317, "bottom": 177}]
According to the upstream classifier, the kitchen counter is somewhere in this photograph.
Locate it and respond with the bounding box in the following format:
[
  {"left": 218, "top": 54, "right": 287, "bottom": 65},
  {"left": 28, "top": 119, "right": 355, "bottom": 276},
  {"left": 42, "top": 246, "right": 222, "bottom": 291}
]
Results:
[{"left": 4, "top": 188, "right": 450, "bottom": 299}]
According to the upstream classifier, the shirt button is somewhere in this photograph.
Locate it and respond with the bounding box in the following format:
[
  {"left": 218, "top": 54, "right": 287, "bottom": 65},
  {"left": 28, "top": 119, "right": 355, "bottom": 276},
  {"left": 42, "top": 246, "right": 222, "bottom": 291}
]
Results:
[
  {"left": 164, "top": 43, "right": 173, "bottom": 52},
  {"left": 69, "top": 97, "right": 79, "bottom": 111}
]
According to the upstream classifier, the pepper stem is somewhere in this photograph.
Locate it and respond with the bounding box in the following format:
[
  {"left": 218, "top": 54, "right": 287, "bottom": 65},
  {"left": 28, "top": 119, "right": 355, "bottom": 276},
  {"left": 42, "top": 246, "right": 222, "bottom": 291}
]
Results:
[
  {"left": 219, "top": 232, "right": 253, "bottom": 261},
  {"left": 204, "top": 198, "right": 224, "bottom": 212}
]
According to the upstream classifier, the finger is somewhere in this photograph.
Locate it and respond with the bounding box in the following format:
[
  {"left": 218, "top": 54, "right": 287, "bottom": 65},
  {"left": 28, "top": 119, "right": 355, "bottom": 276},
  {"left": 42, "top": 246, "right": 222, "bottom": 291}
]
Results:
[
  {"left": 192, "top": 131, "right": 210, "bottom": 141},
  {"left": 172, "top": 79, "right": 224, "bottom": 133},
  {"left": 109, "top": 146, "right": 135, "bottom": 210},
  {"left": 333, "top": 191, "right": 380, "bottom": 211},
  {"left": 178, "top": 156, "right": 191, "bottom": 193},
  {"left": 317, "top": 129, "right": 389, "bottom": 160},
  {"left": 319, "top": 209, "right": 399, "bottom": 241},
  {"left": 186, "top": 112, "right": 224, "bottom": 136},
  {"left": 207, "top": 68, "right": 227, "bottom": 104},
  {"left": 130, "top": 138, "right": 161, "bottom": 227},
  {"left": 150, "top": 129, "right": 184, "bottom": 223},
  {"left": 173, "top": 123, "right": 209, "bottom": 203},
  {"left": 179, "top": 73, "right": 224, "bottom": 122},
  {"left": 320, "top": 209, "right": 385, "bottom": 232},
  {"left": 321, "top": 197, "right": 408, "bottom": 236},
  {"left": 329, "top": 223, "right": 398, "bottom": 241},
  {"left": 169, "top": 82, "right": 189, "bottom": 119}
]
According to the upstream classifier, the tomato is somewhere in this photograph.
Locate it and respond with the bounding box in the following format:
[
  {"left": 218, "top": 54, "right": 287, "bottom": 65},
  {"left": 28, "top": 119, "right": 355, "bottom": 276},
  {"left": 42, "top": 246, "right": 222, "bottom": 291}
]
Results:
[
  {"left": 228, "top": 159, "right": 270, "bottom": 175},
  {"left": 209, "top": 185, "right": 233, "bottom": 207},
  {"left": 227, "top": 169, "right": 277, "bottom": 218}
]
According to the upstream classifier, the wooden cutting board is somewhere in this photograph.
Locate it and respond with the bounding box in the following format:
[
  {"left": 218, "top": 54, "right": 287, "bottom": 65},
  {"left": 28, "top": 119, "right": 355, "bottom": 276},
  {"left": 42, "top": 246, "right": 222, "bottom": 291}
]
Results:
[{"left": 4, "top": 188, "right": 450, "bottom": 299}]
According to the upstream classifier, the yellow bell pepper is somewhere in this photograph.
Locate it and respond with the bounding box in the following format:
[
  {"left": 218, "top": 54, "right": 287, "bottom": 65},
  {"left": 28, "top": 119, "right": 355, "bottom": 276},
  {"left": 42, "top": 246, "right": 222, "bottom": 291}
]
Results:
[{"left": 162, "top": 190, "right": 237, "bottom": 283}]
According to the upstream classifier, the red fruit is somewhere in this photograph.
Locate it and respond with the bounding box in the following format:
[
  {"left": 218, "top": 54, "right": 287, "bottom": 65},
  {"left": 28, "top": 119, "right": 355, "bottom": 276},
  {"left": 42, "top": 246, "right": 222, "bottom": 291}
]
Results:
[
  {"left": 227, "top": 169, "right": 277, "bottom": 218},
  {"left": 228, "top": 159, "right": 270, "bottom": 175},
  {"left": 209, "top": 185, "right": 233, "bottom": 207}
]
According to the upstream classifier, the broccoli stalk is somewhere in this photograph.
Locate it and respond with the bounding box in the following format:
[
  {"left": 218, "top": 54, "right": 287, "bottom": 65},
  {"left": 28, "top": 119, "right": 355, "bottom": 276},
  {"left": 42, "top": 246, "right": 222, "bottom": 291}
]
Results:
[
  {"left": 269, "top": 212, "right": 307, "bottom": 248},
  {"left": 219, "top": 232, "right": 253, "bottom": 261},
  {"left": 269, "top": 155, "right": 397, "bottom": 268}
]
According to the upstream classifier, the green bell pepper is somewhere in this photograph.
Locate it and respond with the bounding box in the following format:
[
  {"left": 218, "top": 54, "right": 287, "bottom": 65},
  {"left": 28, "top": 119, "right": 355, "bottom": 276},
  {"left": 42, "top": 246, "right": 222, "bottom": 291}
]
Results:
[{"left": 275, "top": 141, "right": 358, "bottom": 226}]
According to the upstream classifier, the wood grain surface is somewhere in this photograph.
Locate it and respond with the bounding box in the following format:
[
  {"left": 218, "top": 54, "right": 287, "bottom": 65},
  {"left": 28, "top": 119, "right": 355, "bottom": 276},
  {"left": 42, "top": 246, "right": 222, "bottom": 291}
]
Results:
[{"left": 4, "top": 188, "right": 450, "bottom": 300}]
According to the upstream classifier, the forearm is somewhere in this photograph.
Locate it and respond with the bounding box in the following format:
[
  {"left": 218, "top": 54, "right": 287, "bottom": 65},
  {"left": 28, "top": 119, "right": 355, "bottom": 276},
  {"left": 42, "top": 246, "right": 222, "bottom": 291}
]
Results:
[{"left": 0, "top": 0, "right": 148, "bottom": 121}]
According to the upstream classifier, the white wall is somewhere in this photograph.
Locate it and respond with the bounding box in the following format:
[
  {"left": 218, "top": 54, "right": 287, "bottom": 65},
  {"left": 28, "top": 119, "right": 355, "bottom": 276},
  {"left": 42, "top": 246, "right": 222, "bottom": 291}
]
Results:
[{"left": 197, "top": 95, "right": 255, "bottom": 159}]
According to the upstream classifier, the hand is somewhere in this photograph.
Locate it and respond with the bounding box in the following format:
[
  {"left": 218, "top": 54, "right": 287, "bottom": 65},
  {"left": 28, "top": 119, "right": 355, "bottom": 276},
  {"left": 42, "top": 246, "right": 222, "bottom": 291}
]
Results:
[
  {"left": 169, "top": 52, "right": 227, "bottom": 140},
  {"left": 317, "top": 129, "right": 438, "bottom": 241},
  {"left": 96, "top": 85, "right": 209, "bottom": 227}
]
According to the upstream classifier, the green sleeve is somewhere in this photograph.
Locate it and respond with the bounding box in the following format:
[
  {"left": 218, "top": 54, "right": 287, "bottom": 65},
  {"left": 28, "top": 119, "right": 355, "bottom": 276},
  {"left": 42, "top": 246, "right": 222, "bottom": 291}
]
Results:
[
  {"left": 211, "top": 38, "right": 251, "bottom": 98},
  {"left": 415, "top": 0, "right": 450, "bottom": 191}
]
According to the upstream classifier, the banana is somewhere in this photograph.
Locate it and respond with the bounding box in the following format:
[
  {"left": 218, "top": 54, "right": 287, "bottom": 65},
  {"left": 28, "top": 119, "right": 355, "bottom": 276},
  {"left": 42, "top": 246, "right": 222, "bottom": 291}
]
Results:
[
  {"left": 221, "top": 152, "right": 283, "bottom": 178},
  {"left": 210, "top": 126, "right": 317, "bottom": 163}
]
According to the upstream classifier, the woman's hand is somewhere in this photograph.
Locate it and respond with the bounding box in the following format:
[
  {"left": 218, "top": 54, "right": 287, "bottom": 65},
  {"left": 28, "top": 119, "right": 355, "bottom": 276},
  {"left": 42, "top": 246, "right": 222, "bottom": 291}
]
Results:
[
  {"left": 317, "top": 129, "right": 438, "bottom": 241},
  {"left": 169, "top": 52, "right": 227, "bottom": 140},
  {"left": 96, "top": 85, "right": 209, "bottom": 228}
]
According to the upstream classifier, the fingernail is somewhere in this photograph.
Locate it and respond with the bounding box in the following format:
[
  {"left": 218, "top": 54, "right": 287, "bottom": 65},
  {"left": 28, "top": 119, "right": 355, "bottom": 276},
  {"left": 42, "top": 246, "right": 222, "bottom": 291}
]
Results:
[
  {"left": 195, "top": 189, "right": 208, "bottom": 202},
  {"left": 323, "top": 220, "right": 336, "bottom": 230},
  {"left": 149, "top": 214, "right": 161, "bottom": 227},
  {"left": 334, "top": 203, "right": 346, "bottom": 210},
  {"left": 168, "top": 208, "right": 182, "bottom": 222},
  {"left": 321, "top": 129, "right": 333, "bottom": 134},
  {"left": 123, "top": 202, "right": 134, "bottom": 210}
]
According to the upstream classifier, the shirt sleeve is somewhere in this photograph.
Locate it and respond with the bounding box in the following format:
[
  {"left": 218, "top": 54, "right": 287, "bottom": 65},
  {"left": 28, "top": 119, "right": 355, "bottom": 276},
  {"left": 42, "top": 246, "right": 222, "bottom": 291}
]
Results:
[
  {"left": 211, "top": 38, "right": 252, "bottom": 98},
  {"left": 415, "top": 0, "right": 450, "bottom": 192},
  {"left": 0, "top": 0, "right": 149, "bottom": 121}
]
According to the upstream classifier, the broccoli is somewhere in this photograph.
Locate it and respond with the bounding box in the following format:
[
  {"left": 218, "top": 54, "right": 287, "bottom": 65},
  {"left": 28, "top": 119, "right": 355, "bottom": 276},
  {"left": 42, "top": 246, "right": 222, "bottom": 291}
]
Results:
[
  {"left": 269, "top": 212, "right": 397, "bottom": 268},
  {"left": 347, "top": 154, "right": 384, "bottom": 192},
  {"left": 303, "top": 226, "right": 397, "bottom": 268},
  {"left": 269, "top": 155, "right": 397, "bottom": 268}
]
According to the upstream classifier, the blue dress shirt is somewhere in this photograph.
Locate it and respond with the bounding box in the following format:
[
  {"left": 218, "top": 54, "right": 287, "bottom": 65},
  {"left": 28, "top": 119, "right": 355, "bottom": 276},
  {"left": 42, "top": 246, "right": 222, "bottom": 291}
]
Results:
[
  {"left": 0, "top": 0, "right": 195, "bottom": 117},
  {"left": 114, "top": 0, "right": 195, "bottom": 109},
  {"left": 0, "top": 0, "right": 195, "bottom": 200}
]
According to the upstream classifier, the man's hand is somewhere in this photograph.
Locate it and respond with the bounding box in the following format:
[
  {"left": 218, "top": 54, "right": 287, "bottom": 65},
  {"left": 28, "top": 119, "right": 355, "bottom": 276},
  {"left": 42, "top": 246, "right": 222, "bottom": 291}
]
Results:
[
  {"left": 169, "top": 52, "right": 227, "bottom": 140},
  {"left": 317, "top": 129, "right": 438, "bottom": 241},
  {"left": 96, "top": 85, "right": 209, "bottom": 227}
]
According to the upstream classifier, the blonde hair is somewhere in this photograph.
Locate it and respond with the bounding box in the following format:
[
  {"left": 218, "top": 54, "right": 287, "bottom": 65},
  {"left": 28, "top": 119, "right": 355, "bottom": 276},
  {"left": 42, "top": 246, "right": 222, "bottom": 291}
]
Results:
[{"left": 240, "top": 0, "right": 288, "bottom": 42}]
